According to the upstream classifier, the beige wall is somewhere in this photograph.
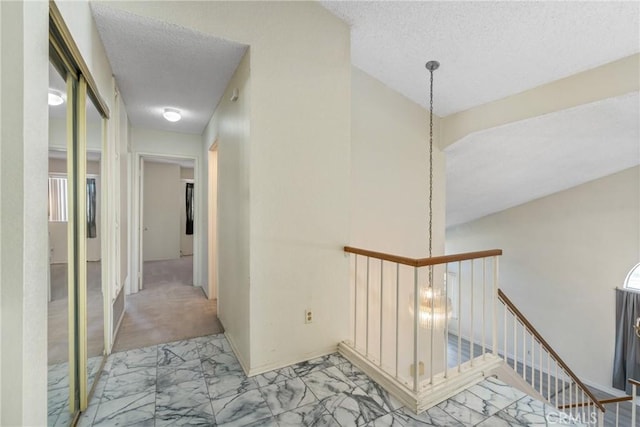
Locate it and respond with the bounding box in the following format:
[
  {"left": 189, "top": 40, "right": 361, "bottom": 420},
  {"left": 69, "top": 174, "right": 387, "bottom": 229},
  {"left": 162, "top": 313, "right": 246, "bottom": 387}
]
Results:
[
  {"left": 203, "top": 51, "right": 251, "bottom": 367},
  {"left": 185, "top": 0, "right": 351, "bottom": 373},
  {"left": 351, "top": 67, "right": 446, "bottom": 258},
  {"left": 143, "top": 161, "right": 181, "bottom": 262},
  {"left": 0, "top": 2, "right": 49, "bottom": 424},
  {"left": 118, "top": 93, "right": 129, "bottom": 291},
  {"left": 446, "top": 166, "right": 640, "bottom": 390}
]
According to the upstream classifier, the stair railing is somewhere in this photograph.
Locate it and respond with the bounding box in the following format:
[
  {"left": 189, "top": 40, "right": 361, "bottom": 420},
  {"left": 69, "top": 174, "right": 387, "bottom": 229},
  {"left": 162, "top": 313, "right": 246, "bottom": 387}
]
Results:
[
  {"left": 498, "top": 289, "right": 605, "bottom": 424},
  {"left": 341, "top": 246, "right": 503, "bottom": 412}
]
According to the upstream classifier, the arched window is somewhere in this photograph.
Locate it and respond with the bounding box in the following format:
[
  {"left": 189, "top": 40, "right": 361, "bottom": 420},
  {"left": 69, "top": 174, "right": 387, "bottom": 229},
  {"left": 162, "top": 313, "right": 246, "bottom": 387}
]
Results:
[{"left": 624, "top": 263, "right": 640, "bottom": 291}]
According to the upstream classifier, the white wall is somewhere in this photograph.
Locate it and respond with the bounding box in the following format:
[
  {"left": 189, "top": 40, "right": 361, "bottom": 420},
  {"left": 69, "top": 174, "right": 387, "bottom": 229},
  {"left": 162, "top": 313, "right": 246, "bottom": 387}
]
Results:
[
  {"left": 351, "top": 67, "right": 446, "bottom": 258},
  {"left": 203, "top": 51, "right": 251, "bottom": 367},
  {"left": 118, "top": 91, "right": 129, "bottom": 291},
  {"left": 142, "top": 161, "right": 181, "bottom": 261},
  {"left": 130, "top": 126, "right": 202, "bottom": 289},
  {"left": 158, "top": 0, "right": 352, "bottom": 373},
  {"left": 446, "top": 166, "right": 640, "bottom": 390},
  {"left": 0, "top": 2, "right": 48, "bottom": 424}
]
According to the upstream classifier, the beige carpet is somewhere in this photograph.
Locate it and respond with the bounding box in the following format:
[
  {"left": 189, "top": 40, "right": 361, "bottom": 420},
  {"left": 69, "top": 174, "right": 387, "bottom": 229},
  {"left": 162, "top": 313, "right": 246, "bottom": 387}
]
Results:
[{"left": 113, "top": 256, "right": 223, "bottom": 352}]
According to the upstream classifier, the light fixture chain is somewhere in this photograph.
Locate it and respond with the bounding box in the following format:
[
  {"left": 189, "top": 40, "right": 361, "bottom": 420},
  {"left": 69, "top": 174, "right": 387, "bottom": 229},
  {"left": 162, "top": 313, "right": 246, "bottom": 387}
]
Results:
[{"left": 428, "top": 66, "right": 434, "bottom": 259}]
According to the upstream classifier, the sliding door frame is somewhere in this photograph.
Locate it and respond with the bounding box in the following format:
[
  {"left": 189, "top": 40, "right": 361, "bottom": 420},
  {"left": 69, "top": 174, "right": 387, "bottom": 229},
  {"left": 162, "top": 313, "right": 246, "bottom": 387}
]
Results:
[{"left": 49, "top": 0, "right": 110, "bottom": 414}]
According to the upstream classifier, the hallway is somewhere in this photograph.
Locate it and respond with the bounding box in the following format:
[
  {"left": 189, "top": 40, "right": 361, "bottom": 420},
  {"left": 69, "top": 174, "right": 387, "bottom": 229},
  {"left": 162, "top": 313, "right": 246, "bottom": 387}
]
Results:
[{"left": 114, "top": 256, "right": 222, "bottom": 352}]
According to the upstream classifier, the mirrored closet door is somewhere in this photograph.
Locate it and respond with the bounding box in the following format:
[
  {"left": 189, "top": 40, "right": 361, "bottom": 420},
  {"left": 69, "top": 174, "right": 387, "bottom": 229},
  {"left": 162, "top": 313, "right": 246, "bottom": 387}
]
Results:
[
  {"left": 47, "top": 58, "right": 77, "bottom": 427},
  {"left": 49, "top": 3, "right": 111, "bottom": 421},
  {"left": 83, "top": 83, "right": 106, "bottom": 403}
]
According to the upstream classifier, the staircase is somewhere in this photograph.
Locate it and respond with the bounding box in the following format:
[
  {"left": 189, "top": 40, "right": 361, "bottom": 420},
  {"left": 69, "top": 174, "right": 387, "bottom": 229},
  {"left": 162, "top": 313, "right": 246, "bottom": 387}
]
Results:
[{"left": 340, "top": 246, "right": 638, "bottom": 426}]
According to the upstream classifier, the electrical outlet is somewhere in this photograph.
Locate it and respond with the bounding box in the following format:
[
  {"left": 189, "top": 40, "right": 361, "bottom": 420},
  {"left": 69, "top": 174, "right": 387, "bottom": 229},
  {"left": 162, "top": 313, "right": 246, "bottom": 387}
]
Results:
[{"left": 305, "top": 309, "right": 313, "bottom": 324}]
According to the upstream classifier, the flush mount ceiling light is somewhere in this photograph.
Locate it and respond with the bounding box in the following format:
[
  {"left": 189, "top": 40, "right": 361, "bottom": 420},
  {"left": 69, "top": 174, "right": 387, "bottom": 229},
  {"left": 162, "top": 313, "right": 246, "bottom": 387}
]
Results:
[
  {"left": 48, "top": 90, "right": 64, "bottom": 106},
  {"left": 163, "top": 108, "right": 182, "bottom": 122}
]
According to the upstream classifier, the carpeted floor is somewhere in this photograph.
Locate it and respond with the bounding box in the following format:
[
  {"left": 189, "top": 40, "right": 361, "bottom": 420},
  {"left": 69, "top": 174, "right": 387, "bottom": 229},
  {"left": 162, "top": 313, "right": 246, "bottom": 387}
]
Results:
[{"left": 113, "top": 256, "right": 223, "bottom": 353}]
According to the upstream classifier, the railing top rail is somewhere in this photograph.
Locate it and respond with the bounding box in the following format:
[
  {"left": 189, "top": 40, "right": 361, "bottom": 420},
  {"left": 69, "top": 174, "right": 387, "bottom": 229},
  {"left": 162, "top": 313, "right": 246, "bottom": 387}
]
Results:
[
  {"left": 559, "top": 395, "right": 632, "bottom": 410},
  {"left": 599, "top": 396, "right": 634, "bottom": 405},
  {"left": 498, "top": 289, "right": 605, "bottom": 413},
  {"left": 629, "top": 378, "right": 640, "bottom": 387},
  {"left": 343, "top": 246, "right": 502, "bottom": 267}
]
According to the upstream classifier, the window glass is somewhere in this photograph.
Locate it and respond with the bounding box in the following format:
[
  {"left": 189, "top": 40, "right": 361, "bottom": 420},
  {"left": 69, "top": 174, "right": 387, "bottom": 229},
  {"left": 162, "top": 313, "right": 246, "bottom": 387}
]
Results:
[
  {"left": 48, "top": 175, "right": 68, "bottom": 222},
  {"left": 624, "top": 263, "right": 640, "bottom": 290}
]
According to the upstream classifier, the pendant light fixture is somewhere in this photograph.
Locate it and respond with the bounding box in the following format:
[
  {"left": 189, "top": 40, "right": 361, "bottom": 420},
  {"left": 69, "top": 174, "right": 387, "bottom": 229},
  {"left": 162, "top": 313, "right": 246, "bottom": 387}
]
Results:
[{"left": 409, "top": 60, "right": 452, "bottom": 330}]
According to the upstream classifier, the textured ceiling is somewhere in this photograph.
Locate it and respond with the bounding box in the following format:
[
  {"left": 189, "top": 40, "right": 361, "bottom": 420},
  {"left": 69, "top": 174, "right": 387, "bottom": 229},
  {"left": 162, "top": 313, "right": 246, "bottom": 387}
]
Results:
[
  {"left": 446, "top": 92, "right": 640, "bottom": 227},
  {"left": 321, "top": 1, "right": 640, "bottom": 116},
  {"left": 86, "top": 2, "right": 638, "bottom": 228},
  {"left": 91, "top": 3, "right": 247, "bottom": 134}
]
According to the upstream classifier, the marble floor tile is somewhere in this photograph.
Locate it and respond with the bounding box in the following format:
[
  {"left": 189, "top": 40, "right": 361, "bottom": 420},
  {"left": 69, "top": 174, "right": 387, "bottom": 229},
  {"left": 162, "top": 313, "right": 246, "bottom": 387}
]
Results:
[
  {"left": 110, "top": 345, "right": 158, "bottom": 377},
  {"left": 356, "top": 378, "right": 403, "bottom": 413},
  {"left": 474, "top": 410, "right": 525, "bottom": 427},
  {"left": 205, "top": 368, "right": 258, "bottom": 400},
  {"left": 47, "top": 387, "right": 69, "bottom": 416},
  {"left": 302, "top": 366, "right": 358, "bottom": 400},
  {"left": 260, "top": 377, "right": 317, "bottom": 416},
  {"left": 157, "top": 358, "right": 204, "bottom": 390},
  {"left": 254, "top": 366, "right": 297, "bottom": 388},
  {"left": 80, "top": 334, "right": 569, "bottom": 427},
  {"left": 242, "top": 416, "right": 279, "bottom": 427},
  {"left": 334, "top": 362, "right": 371, "bottom": 387},
  {"left": 53, "top": 408, "right": 73, "bottom": 427},
  {"left": 275, "top": 401, "right": 340, "bottom": 427},
  {"left": 155, "top": 378, "right": 215, "bottom": 426},
  {"left": 210, "top": 388, "right": 272, "bottom": 426},
  {"left": 92, "top": 390, "right": 155, "bottom": 426},
  {"left": 387, "top": 406, "right": 465, "bottom": 427},
  {"left": 479, "top": 376, "right": 528, "bottom": 403},
  {"left": 197, "top": 336, "right": 232, "bottom": 359},
  {"left": 437, "top": 398, "right": 492, "bottom": 426},
  {"left": 321, "top": 388, "right": 388, "bottom": 427},
  {"left": 293, "top": 356, "right": 335, "bottom": 376},
  {"left": 101, "top": 367, "right": 157, "bottom": 401},
  {"left": 201, "top": 352, "right": 243, "bottom": 377},
  {"left": 77, "top": 404, "right": 99, "bottom": 427},
  {"left": 467, "top": 380, "right": 521, "bottom": 411},
  {"left": 448, "top": 389, "right": 502, "bottom": 418},
  {"left": 325, "top": 353, "right": 350, "bottom": 366},
  {"left": 158, "top": 339, "right": 200, "bottom": 367},
  {"left": 500, "top": 395, "right": 560, "bottom": 425},
  {"left": 48, "top": 362, "right": 69, "bottom": 390}
]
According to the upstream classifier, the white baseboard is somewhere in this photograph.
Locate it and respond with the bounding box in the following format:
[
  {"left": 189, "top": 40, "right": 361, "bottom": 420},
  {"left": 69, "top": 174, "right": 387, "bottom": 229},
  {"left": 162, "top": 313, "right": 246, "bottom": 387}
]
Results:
[
  {"left": 246, "top": 346, "right": 338, "bottom": 378},
  {"left": 339, "top": 342, "right": 502, "bottom": 414}
]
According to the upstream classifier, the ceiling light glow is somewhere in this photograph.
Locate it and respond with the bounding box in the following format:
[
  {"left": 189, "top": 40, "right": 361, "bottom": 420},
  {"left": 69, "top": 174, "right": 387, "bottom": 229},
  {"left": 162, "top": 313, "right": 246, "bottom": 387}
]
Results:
[
  {"left": 48, "top": 90, "right": 64, "bottom": 106},
  {"left": 163, "top": 108, "right": 181, "bottom": 122}
]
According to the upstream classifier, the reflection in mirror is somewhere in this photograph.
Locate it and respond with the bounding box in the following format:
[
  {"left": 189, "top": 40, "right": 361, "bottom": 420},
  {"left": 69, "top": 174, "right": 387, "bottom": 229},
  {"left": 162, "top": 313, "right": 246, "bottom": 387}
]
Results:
[
  {"left": 47, "top": 61, "right": 74, "bottom": 425},
  {"left": 85, "top": 94, "right": 105, "bottom": 398}
]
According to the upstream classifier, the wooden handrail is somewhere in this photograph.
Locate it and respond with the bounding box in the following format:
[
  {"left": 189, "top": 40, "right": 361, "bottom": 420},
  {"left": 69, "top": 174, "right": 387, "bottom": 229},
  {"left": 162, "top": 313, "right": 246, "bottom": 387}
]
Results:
[
  {"left": 343, "top": 246, "right": 502, "bottom": 267},
  {"left": 629, "top": 378, "right": 640, "bottom": 387},
  {"left": 599, "top": 396, "right": 634, "bottom": 405},
  {"left": 558, "top": 396, "right": 632, "bottom": 410},
  {"left": 498, "top": 289, "right": 605, "bottom": 413}
]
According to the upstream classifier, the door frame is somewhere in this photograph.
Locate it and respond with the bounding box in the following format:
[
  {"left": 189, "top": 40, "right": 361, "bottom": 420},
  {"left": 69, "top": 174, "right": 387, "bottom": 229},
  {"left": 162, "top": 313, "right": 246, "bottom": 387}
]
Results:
[{"left": 129, "top": 152, "right": 201, "bottom": 294}]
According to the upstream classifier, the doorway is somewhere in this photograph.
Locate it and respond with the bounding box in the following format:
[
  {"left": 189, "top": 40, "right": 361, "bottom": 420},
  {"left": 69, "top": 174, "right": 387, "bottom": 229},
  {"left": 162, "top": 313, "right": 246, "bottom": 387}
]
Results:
[
  {"left": 141, "top": 156, "right": 195, "bottom": 290},
  {"left": 113, "top": 153, "right": 222, "bottom": 352}
]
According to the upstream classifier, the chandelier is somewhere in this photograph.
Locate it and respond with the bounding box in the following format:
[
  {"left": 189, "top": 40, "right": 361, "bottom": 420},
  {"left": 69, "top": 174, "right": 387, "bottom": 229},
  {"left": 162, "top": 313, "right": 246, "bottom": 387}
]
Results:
[{"left": 409, "top": 60, "right": 452, "bottom": 330}]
